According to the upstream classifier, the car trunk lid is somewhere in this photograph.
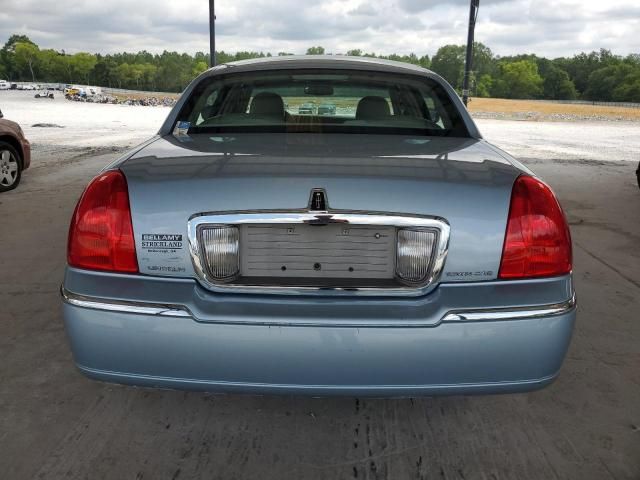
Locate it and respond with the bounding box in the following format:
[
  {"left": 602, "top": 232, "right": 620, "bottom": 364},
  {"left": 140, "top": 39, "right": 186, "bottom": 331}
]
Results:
[{"left": 120, "top": 133, "right": 521, "bottom": 288}]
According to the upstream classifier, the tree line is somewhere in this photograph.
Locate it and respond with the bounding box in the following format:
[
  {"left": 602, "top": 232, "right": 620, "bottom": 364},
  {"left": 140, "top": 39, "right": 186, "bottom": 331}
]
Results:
[{"left": 2, "top": 34, "right": 639, "bottom": 102}]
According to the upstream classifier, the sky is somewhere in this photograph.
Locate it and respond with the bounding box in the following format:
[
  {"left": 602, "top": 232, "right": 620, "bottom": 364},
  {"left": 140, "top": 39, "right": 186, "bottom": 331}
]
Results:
[{"left": 0, "top": 0, "right": 638, "bottom": 58}]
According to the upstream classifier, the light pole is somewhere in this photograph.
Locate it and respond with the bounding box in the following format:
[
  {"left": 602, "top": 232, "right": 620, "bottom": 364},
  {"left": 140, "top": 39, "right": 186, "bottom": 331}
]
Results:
[
  {"left": 209, "top": 0, "right": 216, "bottom": 66},
  {"left": 462, "top": 0, "right": 479, "bottom": 107}
]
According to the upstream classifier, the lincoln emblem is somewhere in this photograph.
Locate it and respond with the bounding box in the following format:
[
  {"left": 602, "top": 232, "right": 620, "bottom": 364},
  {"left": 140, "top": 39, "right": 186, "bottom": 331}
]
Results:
[{"left": 309, "top": 189, "right": 327, "bottom": 211}]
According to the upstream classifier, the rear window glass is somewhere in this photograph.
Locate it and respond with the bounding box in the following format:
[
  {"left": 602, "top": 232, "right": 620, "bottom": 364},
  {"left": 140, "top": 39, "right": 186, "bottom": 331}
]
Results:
[{"left": 177, "top": 68, "right": 470, "bottom": 137}]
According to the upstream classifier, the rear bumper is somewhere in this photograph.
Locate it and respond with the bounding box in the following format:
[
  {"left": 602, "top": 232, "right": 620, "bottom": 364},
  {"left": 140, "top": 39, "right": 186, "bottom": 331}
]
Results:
[{"left": 61, "top": 274, "right": 576, "bottom": 397}]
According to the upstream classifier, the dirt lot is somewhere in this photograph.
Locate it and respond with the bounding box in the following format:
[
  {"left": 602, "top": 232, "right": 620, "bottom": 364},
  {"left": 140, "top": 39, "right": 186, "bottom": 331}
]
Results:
[
  {"left": 469, "top": 97, "right": 640, "bottom": 122},
  {"left": 0, "top": 91, "right": 639, "bottom": 479}
]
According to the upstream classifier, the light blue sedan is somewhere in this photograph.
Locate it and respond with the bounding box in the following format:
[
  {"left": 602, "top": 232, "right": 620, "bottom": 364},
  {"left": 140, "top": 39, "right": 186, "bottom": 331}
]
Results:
[{"left": 62, "top": 56, "right": 575, "bottom": 396}]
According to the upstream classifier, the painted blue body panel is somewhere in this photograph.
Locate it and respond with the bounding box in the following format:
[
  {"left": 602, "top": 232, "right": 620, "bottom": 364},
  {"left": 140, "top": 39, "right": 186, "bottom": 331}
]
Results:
[
  {"left": 63, "top": 268, "right": 574, "bottom": 327},
  {"left": 120, "top": 134, "right": 522, "bottom": 283},
  {"left": 63, "top": 302, "right": 574, "bottom": 396},
  {"left": 63, "top": 268, "right": 575, "bottom": 396}
]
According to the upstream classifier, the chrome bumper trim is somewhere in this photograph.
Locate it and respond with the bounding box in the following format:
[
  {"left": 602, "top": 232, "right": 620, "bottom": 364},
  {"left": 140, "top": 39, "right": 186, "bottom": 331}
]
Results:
[
  {"left": 442, "top": 294, "right": 576, "bottom": 322},
  {"left": 60, "top": 286, "right": 192, "bottom": 318},
  {"left": 61, "top": 285, "right": 574, "bottom": 324}
]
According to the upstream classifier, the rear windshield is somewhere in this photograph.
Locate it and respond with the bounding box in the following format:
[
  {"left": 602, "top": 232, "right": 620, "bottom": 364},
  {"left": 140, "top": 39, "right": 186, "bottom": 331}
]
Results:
[{"left": 176, "top": 69, "right": 470, "bottom": 137}]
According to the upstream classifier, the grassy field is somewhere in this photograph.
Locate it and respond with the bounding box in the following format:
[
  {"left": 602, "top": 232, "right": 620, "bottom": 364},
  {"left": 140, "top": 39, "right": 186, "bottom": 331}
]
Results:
[{"left": 467, "top": 97, "right": 640, "bottom": 120}]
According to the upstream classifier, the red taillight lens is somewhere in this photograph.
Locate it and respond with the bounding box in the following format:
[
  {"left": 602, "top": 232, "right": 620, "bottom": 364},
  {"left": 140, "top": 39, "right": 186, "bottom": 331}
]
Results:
[
  {"left": 499, "top": 175, "right": 572, "bottom": 279},
  {"left": 67, "top": 170, "right": 138, "bottom": 273}
]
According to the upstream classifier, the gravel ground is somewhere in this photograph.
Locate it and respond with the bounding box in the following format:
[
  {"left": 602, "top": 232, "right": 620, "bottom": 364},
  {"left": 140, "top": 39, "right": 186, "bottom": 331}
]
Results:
[
  {"left": 471, "top": 110, "right": 640, "bottom": 123},
  {"left": 0, "top": 90, "right": 639, "bottom": 480},
  {"left": 478, "top": 118, "right": 640, "bottom": 162},
  {"left": 1, "top": 90, "right": 170, "bottom": 160}
]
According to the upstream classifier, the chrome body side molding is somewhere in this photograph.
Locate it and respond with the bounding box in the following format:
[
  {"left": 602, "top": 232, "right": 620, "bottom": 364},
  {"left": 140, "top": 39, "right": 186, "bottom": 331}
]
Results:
[
  {"left": 61, "top": 286, "right": 575, "bottom": 324},
  {"left": 60, "top": 286, "right": 191, "bottom": 318},
  {"left": 441, "top": 294, "right": 576, "bottom": 322}
]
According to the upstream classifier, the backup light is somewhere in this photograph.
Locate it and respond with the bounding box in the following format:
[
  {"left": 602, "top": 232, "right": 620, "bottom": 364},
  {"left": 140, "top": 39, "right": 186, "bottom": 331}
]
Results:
[
  {"left": 67, "top": 170, "right": 138, "bottom": 273},
  {"left": 499, "top": 175, "right": 572, "bottom": 279},
  {"left": 396, "top": 229, "right": 437, "bottom": 284},
  {"left": 201, "top": 226, "right": 240, "bottom": 280}
]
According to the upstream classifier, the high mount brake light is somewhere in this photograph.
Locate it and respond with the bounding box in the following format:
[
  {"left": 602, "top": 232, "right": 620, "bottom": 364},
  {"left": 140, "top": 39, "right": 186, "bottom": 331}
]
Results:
[
  {"left": 499, "top": 175, "right": 572, "bottom": 279},
  {"left": 67, "top": 170, "right": 138, "bottom": 273}
]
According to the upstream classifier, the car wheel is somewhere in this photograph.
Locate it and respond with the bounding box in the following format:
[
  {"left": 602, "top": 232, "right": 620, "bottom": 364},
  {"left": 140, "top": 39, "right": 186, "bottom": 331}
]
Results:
[{"left": 0, "top": 142, "right": 22, "bottom": 192}]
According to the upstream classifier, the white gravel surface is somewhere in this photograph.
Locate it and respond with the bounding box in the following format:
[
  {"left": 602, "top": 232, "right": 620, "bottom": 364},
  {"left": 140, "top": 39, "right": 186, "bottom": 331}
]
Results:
[
  {"left": 1, "top": 90, "right": 170, "bottom": 151},
  {"left": 478, "top": 118, "right": 640, "bottom": 162},
  {"left": 2, "top": 90, "right": 639, "bottom": 162}
]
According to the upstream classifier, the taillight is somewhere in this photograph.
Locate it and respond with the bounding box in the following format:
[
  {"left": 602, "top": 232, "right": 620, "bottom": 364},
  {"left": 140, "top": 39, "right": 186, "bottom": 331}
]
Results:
[
  {"left": 67, "top": 170, "right": 138, "bottom": 273},
  {"left": 499, "top": 175, "right": 572, "bottom": 279}
]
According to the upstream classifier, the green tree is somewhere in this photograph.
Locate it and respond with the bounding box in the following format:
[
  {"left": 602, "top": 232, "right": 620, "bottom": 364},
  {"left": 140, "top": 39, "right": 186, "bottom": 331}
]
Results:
[
  {"left": 380, "top": 53, "right": 430, "bottom": 69},
  {"left": 555, "top": 49, "right": 620, "bottom": 95},
  {"left": 1, "top": 32, "right": 636, "bottom": 99},
  {"left": 475, "top": 74, "right": 493, "bottom": 98},
  {"left": 306, "top": 46, "right": 325, "bottom": 55},
  {"left": 114, "top": 63, "right": 132, "bottom": 88},
  {"left": 14, "top": 42, "right": 39, "bottom": 82},
  {"left": 69, "top": 52, "right": 97, "bottom": 84},
  {"left": 129, "top": 63, "right": 146, "bottom": 87},
  {"left": 472, "top": 42, "right": 495, "bottom": 78},
  {"left": 613, "top": 78, "right": 640, "bottom": 102},
  {"left": 431, "top": 45, "right": 466, "bottom": 88},
  {"left": 3, "top": 34, "right": 36, "bottom": 53},
  {"left": 93, "top": 56, "right": 119, "bottom": 87},
  {"left": 542, "top": 64, "right": 577, "bottom": 100},
  {"left": 492, "top": 60, "right": 543, "bottom": 99},
  {"left": 585, "top": 64, "right": 640, "bottom": 102},
  {"left": 141, "top": 63, "right": 158, "bottom": 89},
  {"left": 192, "top": 60, "right": 208, "bottom": 77},
  {"left": 1, "top": 34, "right": 35, "bottom": 79},
  {"left": 38, "top": 49, "right": 66, "bottom": 82}
]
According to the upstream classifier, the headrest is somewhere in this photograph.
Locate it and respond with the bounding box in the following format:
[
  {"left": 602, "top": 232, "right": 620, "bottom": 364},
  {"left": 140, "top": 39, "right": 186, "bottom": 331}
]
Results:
[
  {"left": 356, "top": 96, "right": 390, "bottom": 120},
  {"left": 249, "top": 92, "right": 285, "bottom": 118}
]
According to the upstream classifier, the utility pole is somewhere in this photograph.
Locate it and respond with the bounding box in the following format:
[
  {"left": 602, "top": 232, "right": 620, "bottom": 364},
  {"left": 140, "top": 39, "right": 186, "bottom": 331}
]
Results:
[
  {"left": 209, "top": 0, "right": 216, "bottom": 67},
  {"left": 462, "top": 0, "right": 479, "bottom": 107}
]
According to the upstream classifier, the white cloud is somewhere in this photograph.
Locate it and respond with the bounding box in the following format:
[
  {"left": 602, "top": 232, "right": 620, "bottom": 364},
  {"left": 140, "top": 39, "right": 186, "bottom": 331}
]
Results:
[{"left": 0, "top": 0, "right": 638, "bottom": 58}]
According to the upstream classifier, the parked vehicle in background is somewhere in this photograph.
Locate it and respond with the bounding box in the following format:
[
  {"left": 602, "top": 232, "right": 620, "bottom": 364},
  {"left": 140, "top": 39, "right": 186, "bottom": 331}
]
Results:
[
  {"left": 0, "top": 108, "right": 31, "bottom": 192},
  {"left": 35, "top": 91, "right": 55, "bottom": 99},
  {"left": 317, "top": 103, "right": 337, "bottom": 115},
  {"left": 298, "top": 102, "right": 315, "bottom": 114},
  {"left": 63, "top": 85, "right": 101, "bottom": 97},
  {"left": 62, "top": 56, "right": 576, "bottom": 396},
  {"left": 0, "top": 80, "right": 9, "bottom": 90}
]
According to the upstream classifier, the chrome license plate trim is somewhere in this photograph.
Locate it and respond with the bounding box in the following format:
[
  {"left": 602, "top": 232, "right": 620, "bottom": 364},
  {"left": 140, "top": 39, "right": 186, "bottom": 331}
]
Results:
[{"left": 188, "top": 210, "right": 450, "bottom": 297}]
